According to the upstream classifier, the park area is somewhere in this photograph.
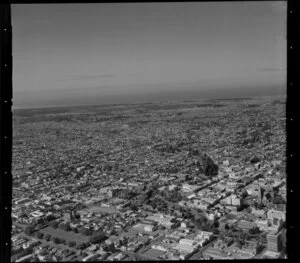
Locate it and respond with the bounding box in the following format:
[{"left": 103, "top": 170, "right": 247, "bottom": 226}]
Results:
[{"left": 40, "top": 227, "right": 90, "bottom": 244}]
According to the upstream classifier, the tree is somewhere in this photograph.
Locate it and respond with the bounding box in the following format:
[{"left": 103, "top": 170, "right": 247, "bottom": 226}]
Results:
[
  {"left": 49, "top": 221, "right": 59, "bottom": 229},
  {"left": 107, "top": 243, "right": 116, "bottom": 253},
  {"left": 273, "top": 195, "right": 285, "bottom": 205},
  {"left": 44, "top": 256, "right": 54, "bottom": 262},
  {"left": 76, "top": 243, "right": 87, "bottom": 250},
  {"left": 83, "top": 228, "right": 93, "bottom": 236},
  {"left": 195, "top": 218, "right": 202, "bottom": 230},
  {"left": 236, "top": 231, "right": 247, "bottom": 246},
  {"left": 250, "top": 156, "right": 260, "bottom": 164},
  {"left": 58, "top": 222, "right": 66, "bottom": 230},
  {"left": 63, "top": 223, "right": 71, "bottom": 231},
  {"left": 132, "top": 254, "right": 142, "bottom": 261},
  {"left": 68, "top": 241, "right": 76, "bottom": 247},
  {"left": 46, "top": 214, "right": 56, "bottom": 222},
  {"left": 183, "top": 209, "right": 193, "bottom": 219},
  {"left": 258, "top": 233, "right": 267, "bottom": 244},
  {"left": 213, "top": 228, "right": 219, "bottom": 235},
  {"left": 235, "top": 239, "right": 244, "bottom": 249},
  {"left": 36, "top": 232, "right": 44, "bottom": 239},
  {"left": 202, "top": 221, "right": 213, "bottom": 232},
  {"left": 31, "top": 255, "right": 40, "bottom": 262},
  {"left": 78, "top": 227, "right": 87, "bottom": 235},
  {"left": 130, "top": 204, "right": 138, "bottom": 212},
  {"left": 249, "top": 227, "right": 260, "bottom": 235},
  {"left": 213, "top": 220, "right": 219, "bottom": 229},
  {"left": 36, "top": 224, "right": 44, "bottom": 230},
  {"left": 44, "top": 234, "right": 51, "bottom": 241},
  {"left": 51, "top": 237, "right": 60, "bottom": 244},
  {"left": 24, "top": 225, "right": 35, "bottom": 236},
  {"left": 89, "top": 232, "right": 107, "bottom": 244}
]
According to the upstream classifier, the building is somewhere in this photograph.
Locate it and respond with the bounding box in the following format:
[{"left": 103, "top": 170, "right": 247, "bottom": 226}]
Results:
[
  {"left": 251, "top": 207, "right": 267, "bottom": 219},
  {"left": 247, "top": 182, "right": 262, "bottom": 199},
  {"left": 237, "top": 220, "right": 257, "bottom": 231},
  {"left": 176, "top": 242, "right": 195, "bottom": 253},
  {"left": 108, "top": 188, "right": 121, "bottom": 198},
  {"left": 223, "top": 160, "right": 230, "bottom": 166},
  {"left": 267, "top": 208, "right": 285, "bottom": 231},
  {"left": 146, "top": 213, "right": 177, "bottom": 229},
  {"left": 132, "top": 223, "right": 156, "bottom": 232},
  {"left": 255, "top": 219, "right": 269, "bottom": 231},
  {"left": 232, "top": 195, "right": 241, "bottom": 206},
  {"left": 182, "top": 184, "right": 200, "bottom": 193},
  {"left": 203, "top": 247, "right": 228, "bottom": 259},
  {"left": 266, "top": 231, "right": 282, "bottom": 253},
  {"left": 241, "top": 241, "right": 260, "bottom": 256}
]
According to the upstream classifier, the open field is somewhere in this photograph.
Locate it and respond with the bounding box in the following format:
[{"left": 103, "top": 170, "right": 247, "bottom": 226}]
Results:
[{"left": 40, "top": 227, "right": 89, "bottom": 244}]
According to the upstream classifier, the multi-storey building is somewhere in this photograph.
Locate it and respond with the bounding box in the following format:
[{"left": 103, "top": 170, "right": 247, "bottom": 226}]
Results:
[{"left": 266, "top": 231, "right": 282, "bottom": 253}]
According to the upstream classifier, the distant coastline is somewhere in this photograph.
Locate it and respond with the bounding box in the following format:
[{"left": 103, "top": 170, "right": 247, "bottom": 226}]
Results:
[{"left": 13, "top": 85, "right": 285, "bottom": 110}]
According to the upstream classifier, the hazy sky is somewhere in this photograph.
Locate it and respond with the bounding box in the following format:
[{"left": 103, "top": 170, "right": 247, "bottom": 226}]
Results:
[{"left": 12, "top": 2, "right": 286, "bottom": 108}]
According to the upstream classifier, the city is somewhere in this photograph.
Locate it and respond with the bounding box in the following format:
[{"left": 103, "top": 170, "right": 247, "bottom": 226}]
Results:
[
  {"left": 9, "top": 2, "right": 287, "bottom": 261},
  {"left": 11, "top": 96, "right": 286, "bottom": 261}
]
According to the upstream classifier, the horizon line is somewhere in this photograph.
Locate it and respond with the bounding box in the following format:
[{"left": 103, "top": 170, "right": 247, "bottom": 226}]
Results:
[{"left": 12, "top": 94, "right": 286, "bottom": 111}]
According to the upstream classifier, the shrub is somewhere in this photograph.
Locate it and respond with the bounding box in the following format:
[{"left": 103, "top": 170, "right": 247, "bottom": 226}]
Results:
[
  {"left": 49, "top": 221, "right": 59, "bottom": 229},
  {"left": 36, "top": 232, "right": 44, "bottom": 239},
  {"left": 44, "top": 234, "right": 51, "bottom": 241},
  {"left": 58, "top": 222, "right": 66, "bottom": 230},
  {"left": 63, "top": 223, "right": 71, "bottom": 231},
  {"left": 76, "top": 243, "right": 87, "bottom": 250},
  {"left": 24, "top": 225, "right": 35, "bottom": 236},
  {"left": 83, "top": 229, "right": 93, "bottom": 236},
  {"left": 51, "top": 237, "right": 60, "bottom": 244},
  {"left": 78, "top": 227, "right": 86, "bottom": 234},
  {"left": 249, "top": 227, "right": 260, "bottom": 235},
  {"left": 68, "top": 241, "right": 76, "bottom": 247},
  {"left": 89, "top": 232, "right": 107, "bottom": 244}
]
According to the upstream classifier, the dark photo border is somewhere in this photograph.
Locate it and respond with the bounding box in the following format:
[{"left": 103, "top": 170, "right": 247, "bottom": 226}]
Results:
[{"left": 1, "top": 0, "right": 297, "bottom": 262}]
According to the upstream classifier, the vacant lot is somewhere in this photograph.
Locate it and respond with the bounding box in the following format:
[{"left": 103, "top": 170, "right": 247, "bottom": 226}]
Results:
[{"left": 40, "top": 227, "right": 90, "bottom": 243}]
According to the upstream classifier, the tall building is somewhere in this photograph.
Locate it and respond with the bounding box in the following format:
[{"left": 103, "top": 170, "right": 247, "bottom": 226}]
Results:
[
  {"left": 267, "top": 208, "right": 285, "bottom": 231},
  {"left": 266, "top": 231, "right": 282, "bottom": 253}
]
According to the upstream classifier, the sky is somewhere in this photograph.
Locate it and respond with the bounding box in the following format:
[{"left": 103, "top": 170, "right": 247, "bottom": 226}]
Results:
[{"left": 12, "top": 1, "right": 287, "bottom": 108}]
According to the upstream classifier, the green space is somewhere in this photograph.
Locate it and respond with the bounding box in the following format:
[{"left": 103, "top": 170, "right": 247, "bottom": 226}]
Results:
[{"left": 40, "top": 227, "right": 89, "bottom": 244}]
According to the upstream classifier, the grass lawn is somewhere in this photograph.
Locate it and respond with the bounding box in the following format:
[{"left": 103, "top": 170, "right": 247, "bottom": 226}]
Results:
[{"left": 40, "top": 227, "right": 90, "bottom": 243}]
